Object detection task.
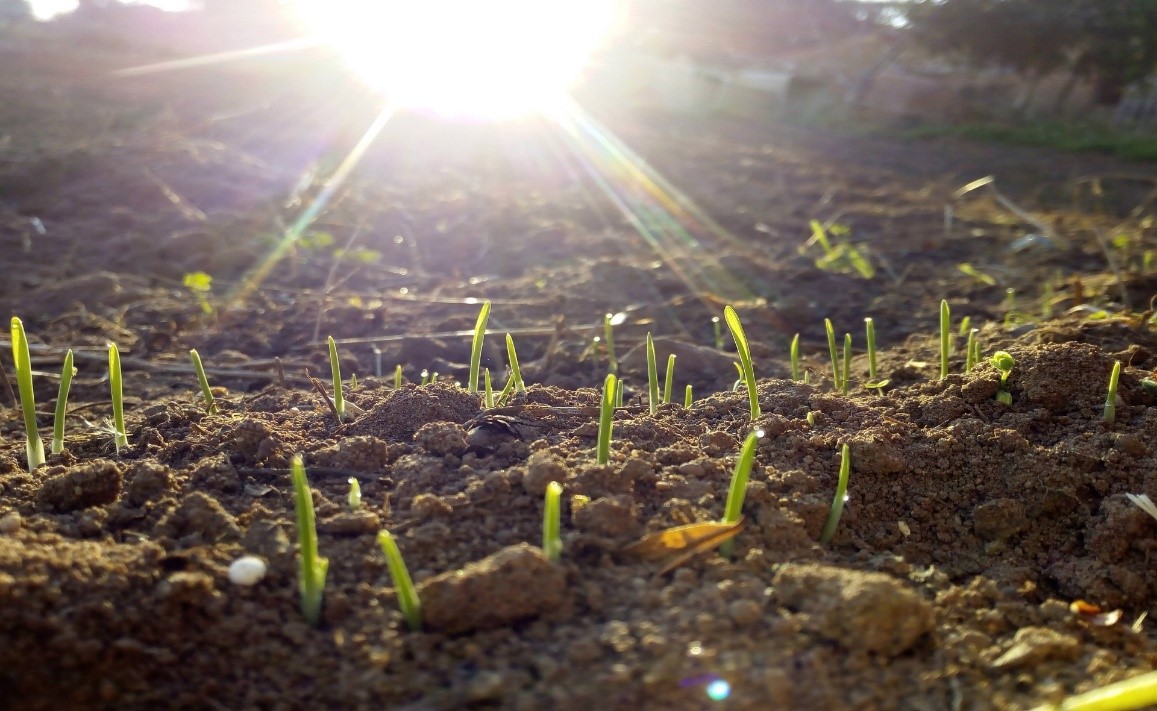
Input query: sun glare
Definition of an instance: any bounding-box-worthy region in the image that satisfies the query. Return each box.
[295,0,616,120]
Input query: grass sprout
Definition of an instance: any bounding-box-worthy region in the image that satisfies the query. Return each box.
[52,349,75,455]
[347,477,362,511]
[327,336,347,421]
[841,332,852,395]
[939,299,951,379]
[468,300,491,393]
[189,349,217,415]
[965,328,980,372]
[711,316,723,350]
[825,318,840,391]
[724,305,760,420]
[108,342,129,454]
[819,443,852,544]
[720,430,762,558]
[1027,670,1157,711]
[378,530,421,631]
[292,455,328,627]
[865,318,883,394]
[505,333,526,394]
[543,481,563,562]
[1104,360,1122,423]
[484,367,494,408]
[614,377,624,408]
[394,364,403,389]
[790,333,801,382]
[597,373,616,465]
[604,313,620,374]
[646,332,659,415]
[182,271,214,315]
[10,317,44,470]
[663,354,676,404]
[685,384,693,408]
[991,351,1015,405]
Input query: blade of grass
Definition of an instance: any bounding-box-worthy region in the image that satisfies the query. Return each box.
[720,430,761,558]
[825,318,840,392]
[378,530,421,632]
[597,373,616,465]
[543,481,563,562]
[819,443,851,544]
[189,349,218,415]
[468,300,491,393]
[663,354,676,404]
[939,299,951,379]
[10,318,44,470]
[646,333,659,415]
[51,349,75,455]
[292,455,328,627]
[327,336,346,421]
[724,306,760,420]
[505,333,526,393]
[109,342,129,454]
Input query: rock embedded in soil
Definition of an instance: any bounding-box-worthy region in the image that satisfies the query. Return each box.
[773,562,934,657]
[418,543,568,634]
[35,459,123,512]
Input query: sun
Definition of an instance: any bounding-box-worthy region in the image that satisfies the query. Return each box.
[294,0,617,120]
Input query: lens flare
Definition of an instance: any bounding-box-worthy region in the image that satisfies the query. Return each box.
[295,0,616,119]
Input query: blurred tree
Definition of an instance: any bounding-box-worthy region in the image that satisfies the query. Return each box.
[906,0,1157,107]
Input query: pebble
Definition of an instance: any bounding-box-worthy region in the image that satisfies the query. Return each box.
[228,556,268,586]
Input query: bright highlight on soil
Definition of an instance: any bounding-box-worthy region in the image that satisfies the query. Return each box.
[295,0,616,119]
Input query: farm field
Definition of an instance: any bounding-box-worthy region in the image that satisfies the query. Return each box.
[3,34,1157,710]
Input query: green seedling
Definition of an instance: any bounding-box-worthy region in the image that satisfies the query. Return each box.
[1104,360,1122,423]
[790,333,802,382]
[957,263,996,287]
[964,329,979,372]
[939,299,951,379]
[108,342,129,454]
[182,271,214,315]
[347,477,362,511]
[327,336,347,421]
[483,367,494,408]
[10,317,44,470]
[505,333,526,393]
[646,333,659,415]
[1028,669,1157,711]
[349,373,358,391]
[819,443,852,544]
[825,318,841,392]
[711,316,723,350]
[292,455,328,627]
[52,349,75,456]
[731,361,745,392]
[394,364,403,389]
[597,373,616,465]
[378,530,420,632]
[684,384,693,408]
[663,354,676,404]
[957,315,971,340]
[468,300,491,393]
[543,481,563,562]
[189,349,217,415]
[494,373,516,408]
[604,313,620,374]
[614,377,624,408]
[720,430,761,558]
[865,318,882,394]
[372,345,383,377]
[841,332,852,395]
[991,351,1015,404]
[420,369,431,386]
[806,220,874,279]
[724,305,760,420]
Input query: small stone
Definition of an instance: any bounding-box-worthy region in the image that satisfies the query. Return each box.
[317,510,380,536]
[0,511,21,534]
[228,556,267,586]
[36,459,122,512]
[727,599,763,626]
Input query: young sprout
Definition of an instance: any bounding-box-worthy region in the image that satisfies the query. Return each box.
[327,336,347,421]
[864,318,883,393]
[10,317,45,470]
[108,342,129,454]
[819,443,852,544]
[841,332,852,396]
[347,476,362,511]
[188,349,218,415]
[597,373,616,465]
[684,384,693,408]
[991,351,1015,405]
[724,305,761,420]
[420,369,430,386]
[646,332,659,415]
[711,316,723,350]
[957,315,971,340]
[349,373,358,391]
[505,333,526,394]
[825,318,841,392]
[603,313,620,374]
[494,373,516,408]
[939,299,951,379]
[1104,360,1122,423]
[394,364,403,389]
[543,481,563,562]
[663,354,676,405]
[720,430,762,558]
[468,300,491,393]
[372,345,383,378]
[965,328,979,373]
[182,271,214,315]
[1003,288,1017,328]
[52,349,75,455]
[292,455,328,627]
[483,367,494,408]
[614,377,624,408]
[790,333,802,382]
[378,530,421,631]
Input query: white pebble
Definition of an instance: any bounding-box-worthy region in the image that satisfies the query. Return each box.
[228,555,267,586]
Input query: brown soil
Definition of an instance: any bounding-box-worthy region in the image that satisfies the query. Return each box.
[3,33,1157,711]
